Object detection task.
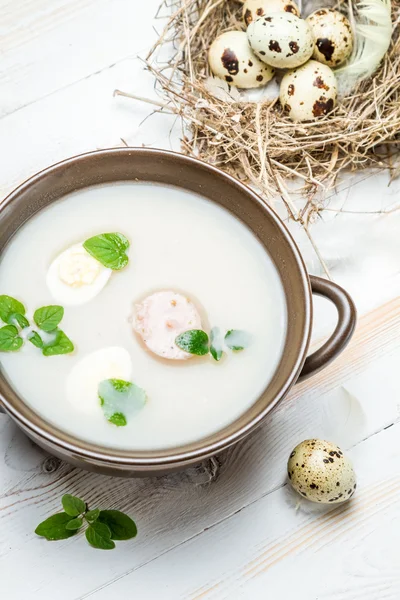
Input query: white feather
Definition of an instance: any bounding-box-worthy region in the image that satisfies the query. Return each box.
[336,0,392,96]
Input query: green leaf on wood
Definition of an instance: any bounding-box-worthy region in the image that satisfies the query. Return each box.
[85,521,116,550]
[35,513,77,541]
[85,509,100,524]
[98,510,138,540]
[61,494,86,517]
[65,517,84,531]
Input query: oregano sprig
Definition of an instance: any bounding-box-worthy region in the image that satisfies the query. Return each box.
[35,494,137,550]
[0,296,74,356]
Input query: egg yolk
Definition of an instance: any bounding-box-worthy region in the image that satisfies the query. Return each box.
[58,248,101,288]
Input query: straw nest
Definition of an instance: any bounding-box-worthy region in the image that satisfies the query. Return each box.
[120,0,400,205]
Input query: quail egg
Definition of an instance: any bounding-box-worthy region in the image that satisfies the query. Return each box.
[243,0,300,27]
[307,8,353,67]
[247,13,314,69]
[287,439,356,504]
[208,31,274,88]
[280,60,337,121]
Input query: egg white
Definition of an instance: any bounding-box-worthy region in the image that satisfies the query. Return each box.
[46,243,112,306]
[66,346,132,415]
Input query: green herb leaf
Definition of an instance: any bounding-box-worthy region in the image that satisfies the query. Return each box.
[210,327,223,362]
[85,509,100,524]
[42,329,74,356]
[0,325,23,352]
[175,330,209,356]
[83,233,129,271]
[11,313,30,329]
[98,379,146,427]
[85,521,115,550]
[224,329,251,352]
[34,305,64,332]
[108,412,127,427]
[65,517,84,531]
[35,512,77,540]
[28,331,43,348]
[0,295,26,324]
[61,494,86,517]
[98,510,138,540]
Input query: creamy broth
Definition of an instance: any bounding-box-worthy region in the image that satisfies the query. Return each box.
[0,183,287,450]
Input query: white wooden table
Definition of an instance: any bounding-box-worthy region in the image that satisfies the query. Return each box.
[1,2,399,598]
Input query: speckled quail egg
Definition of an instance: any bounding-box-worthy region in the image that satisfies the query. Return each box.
[287,439,356,504]
[247,13,314,69]
[280,60,337,121]
[307,8,353,68]
[243,0,300,27]
[208,31,274,88]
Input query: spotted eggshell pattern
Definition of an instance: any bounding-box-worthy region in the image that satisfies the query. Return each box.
[287,439,357,504]
[280,60,337,121]
[307,8,353,67]
[208,31,275,89]
[243,0,300,27]
[247,13,314,69]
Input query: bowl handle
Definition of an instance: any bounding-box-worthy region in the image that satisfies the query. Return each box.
[298,275,357,381]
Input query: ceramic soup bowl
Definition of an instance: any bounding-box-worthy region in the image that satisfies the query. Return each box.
[0,149,356,476]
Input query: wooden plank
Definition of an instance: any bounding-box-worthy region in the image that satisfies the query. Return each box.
[0,0,162,117]
[0,58,180,201]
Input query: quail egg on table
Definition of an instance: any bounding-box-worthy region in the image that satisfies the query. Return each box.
[307,8,353,67]
[287,439,356,504]
[208,31,275,89]
[280,60,337,121]
[247,13,315,69]
[242,0,300,27]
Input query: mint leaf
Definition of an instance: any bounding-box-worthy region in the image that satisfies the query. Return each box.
[42,330,74,356]
[28,331,43,348]
[210,327,223,361]
[175,330,209,356]
[61,494,86,516]
[11,313,29,329]
[225,329,251,352]
[35,512,77,540]
[85,522,115,550]
[34,305,64,332]
[65,517,83,531]
[86,509,100,524]
[0,295,26,324]
[0,325,23,352]
[98,379,146,426]
[108,413,127,427]
[98,510,137,540]
[83,233,129,270]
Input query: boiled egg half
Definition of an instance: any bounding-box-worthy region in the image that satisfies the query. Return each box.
[46,243,112,306]
[66,346,132,415]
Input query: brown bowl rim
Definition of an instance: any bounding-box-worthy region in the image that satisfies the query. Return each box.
[0,148,312,467]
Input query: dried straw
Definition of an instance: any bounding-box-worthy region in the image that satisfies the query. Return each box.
[118,0,400,205]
